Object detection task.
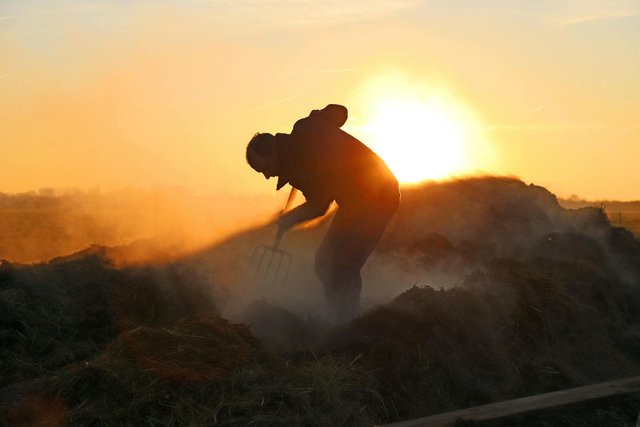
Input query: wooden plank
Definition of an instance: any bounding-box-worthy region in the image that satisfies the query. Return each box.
[379,375,640,427]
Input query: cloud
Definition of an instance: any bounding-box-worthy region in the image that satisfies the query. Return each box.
[3,0,423,39]
[555,9,640,26]
[274,68,355,75]
[620,125,640,134]
[273,0,422,26]
[253,94,304,111]
[188,0,424,32]
[550,0,640,27]
[486,123,606,132]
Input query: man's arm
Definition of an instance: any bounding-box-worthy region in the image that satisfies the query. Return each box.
[277,197,332,231]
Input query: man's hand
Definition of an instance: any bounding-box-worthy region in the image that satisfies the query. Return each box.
[276,199,331,235]
[277,213,296,232]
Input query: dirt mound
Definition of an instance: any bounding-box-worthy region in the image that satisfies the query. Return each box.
[0,247,222,390]
[3,314,384,427]
[237,300,323,353]
[325,255,640,421]
[3,315,262,426]
[0,253,116,389]
[383,177,564,253]
[3,177,640,426]
[114,315,260,382]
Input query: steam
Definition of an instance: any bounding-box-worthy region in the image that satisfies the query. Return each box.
[2,177,638,353]
[208,177,640,349]
[0,187,282,265]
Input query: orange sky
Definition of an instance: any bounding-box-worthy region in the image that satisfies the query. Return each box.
[1,1,639,200]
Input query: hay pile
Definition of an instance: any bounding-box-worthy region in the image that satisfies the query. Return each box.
[328,257,640,422]
[2,312,383,426]
[0,248,382,426]
[0,252,116,390]
[3,177,640,426]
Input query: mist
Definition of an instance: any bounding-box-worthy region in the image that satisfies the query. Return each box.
[187,177,640,344]
[0,186,284,265]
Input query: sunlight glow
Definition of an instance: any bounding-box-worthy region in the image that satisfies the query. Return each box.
[365,98,465,182]
[349,72,493,183]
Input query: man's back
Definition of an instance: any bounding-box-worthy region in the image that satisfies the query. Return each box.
[276,105,398,209]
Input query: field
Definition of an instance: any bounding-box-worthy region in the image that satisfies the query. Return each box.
[2,177,640,426]
[560,198,640,237]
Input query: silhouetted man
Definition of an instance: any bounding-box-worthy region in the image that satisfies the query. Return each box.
[246,104,399,320]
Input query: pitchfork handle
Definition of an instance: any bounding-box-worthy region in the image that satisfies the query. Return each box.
[273,227,285,250]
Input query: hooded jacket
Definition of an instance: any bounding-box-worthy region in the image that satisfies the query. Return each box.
[274,104,399,212]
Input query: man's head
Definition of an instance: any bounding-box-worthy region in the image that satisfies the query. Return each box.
[246,132,277,179]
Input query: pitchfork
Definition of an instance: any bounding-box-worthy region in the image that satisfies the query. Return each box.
[250,188,297,288]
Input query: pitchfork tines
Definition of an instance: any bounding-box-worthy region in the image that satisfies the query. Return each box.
[251,229,292,288]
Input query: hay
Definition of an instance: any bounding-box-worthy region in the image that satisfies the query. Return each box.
[3,177,640,426]
[115,316,260,383]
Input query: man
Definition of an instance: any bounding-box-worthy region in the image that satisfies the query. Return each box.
[246,104,400,320]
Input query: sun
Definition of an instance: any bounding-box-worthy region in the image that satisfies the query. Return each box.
[348,73,489,184]
[363,98,466,182]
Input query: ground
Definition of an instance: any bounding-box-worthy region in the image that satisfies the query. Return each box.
[2,177,640,426]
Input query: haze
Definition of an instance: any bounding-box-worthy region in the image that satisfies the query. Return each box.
[1,0,639,201]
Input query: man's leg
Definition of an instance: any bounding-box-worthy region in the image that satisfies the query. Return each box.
[321,205,397,321]
[314,209,351,299]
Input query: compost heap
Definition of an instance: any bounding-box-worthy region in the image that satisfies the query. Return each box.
[2,177,640,426]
